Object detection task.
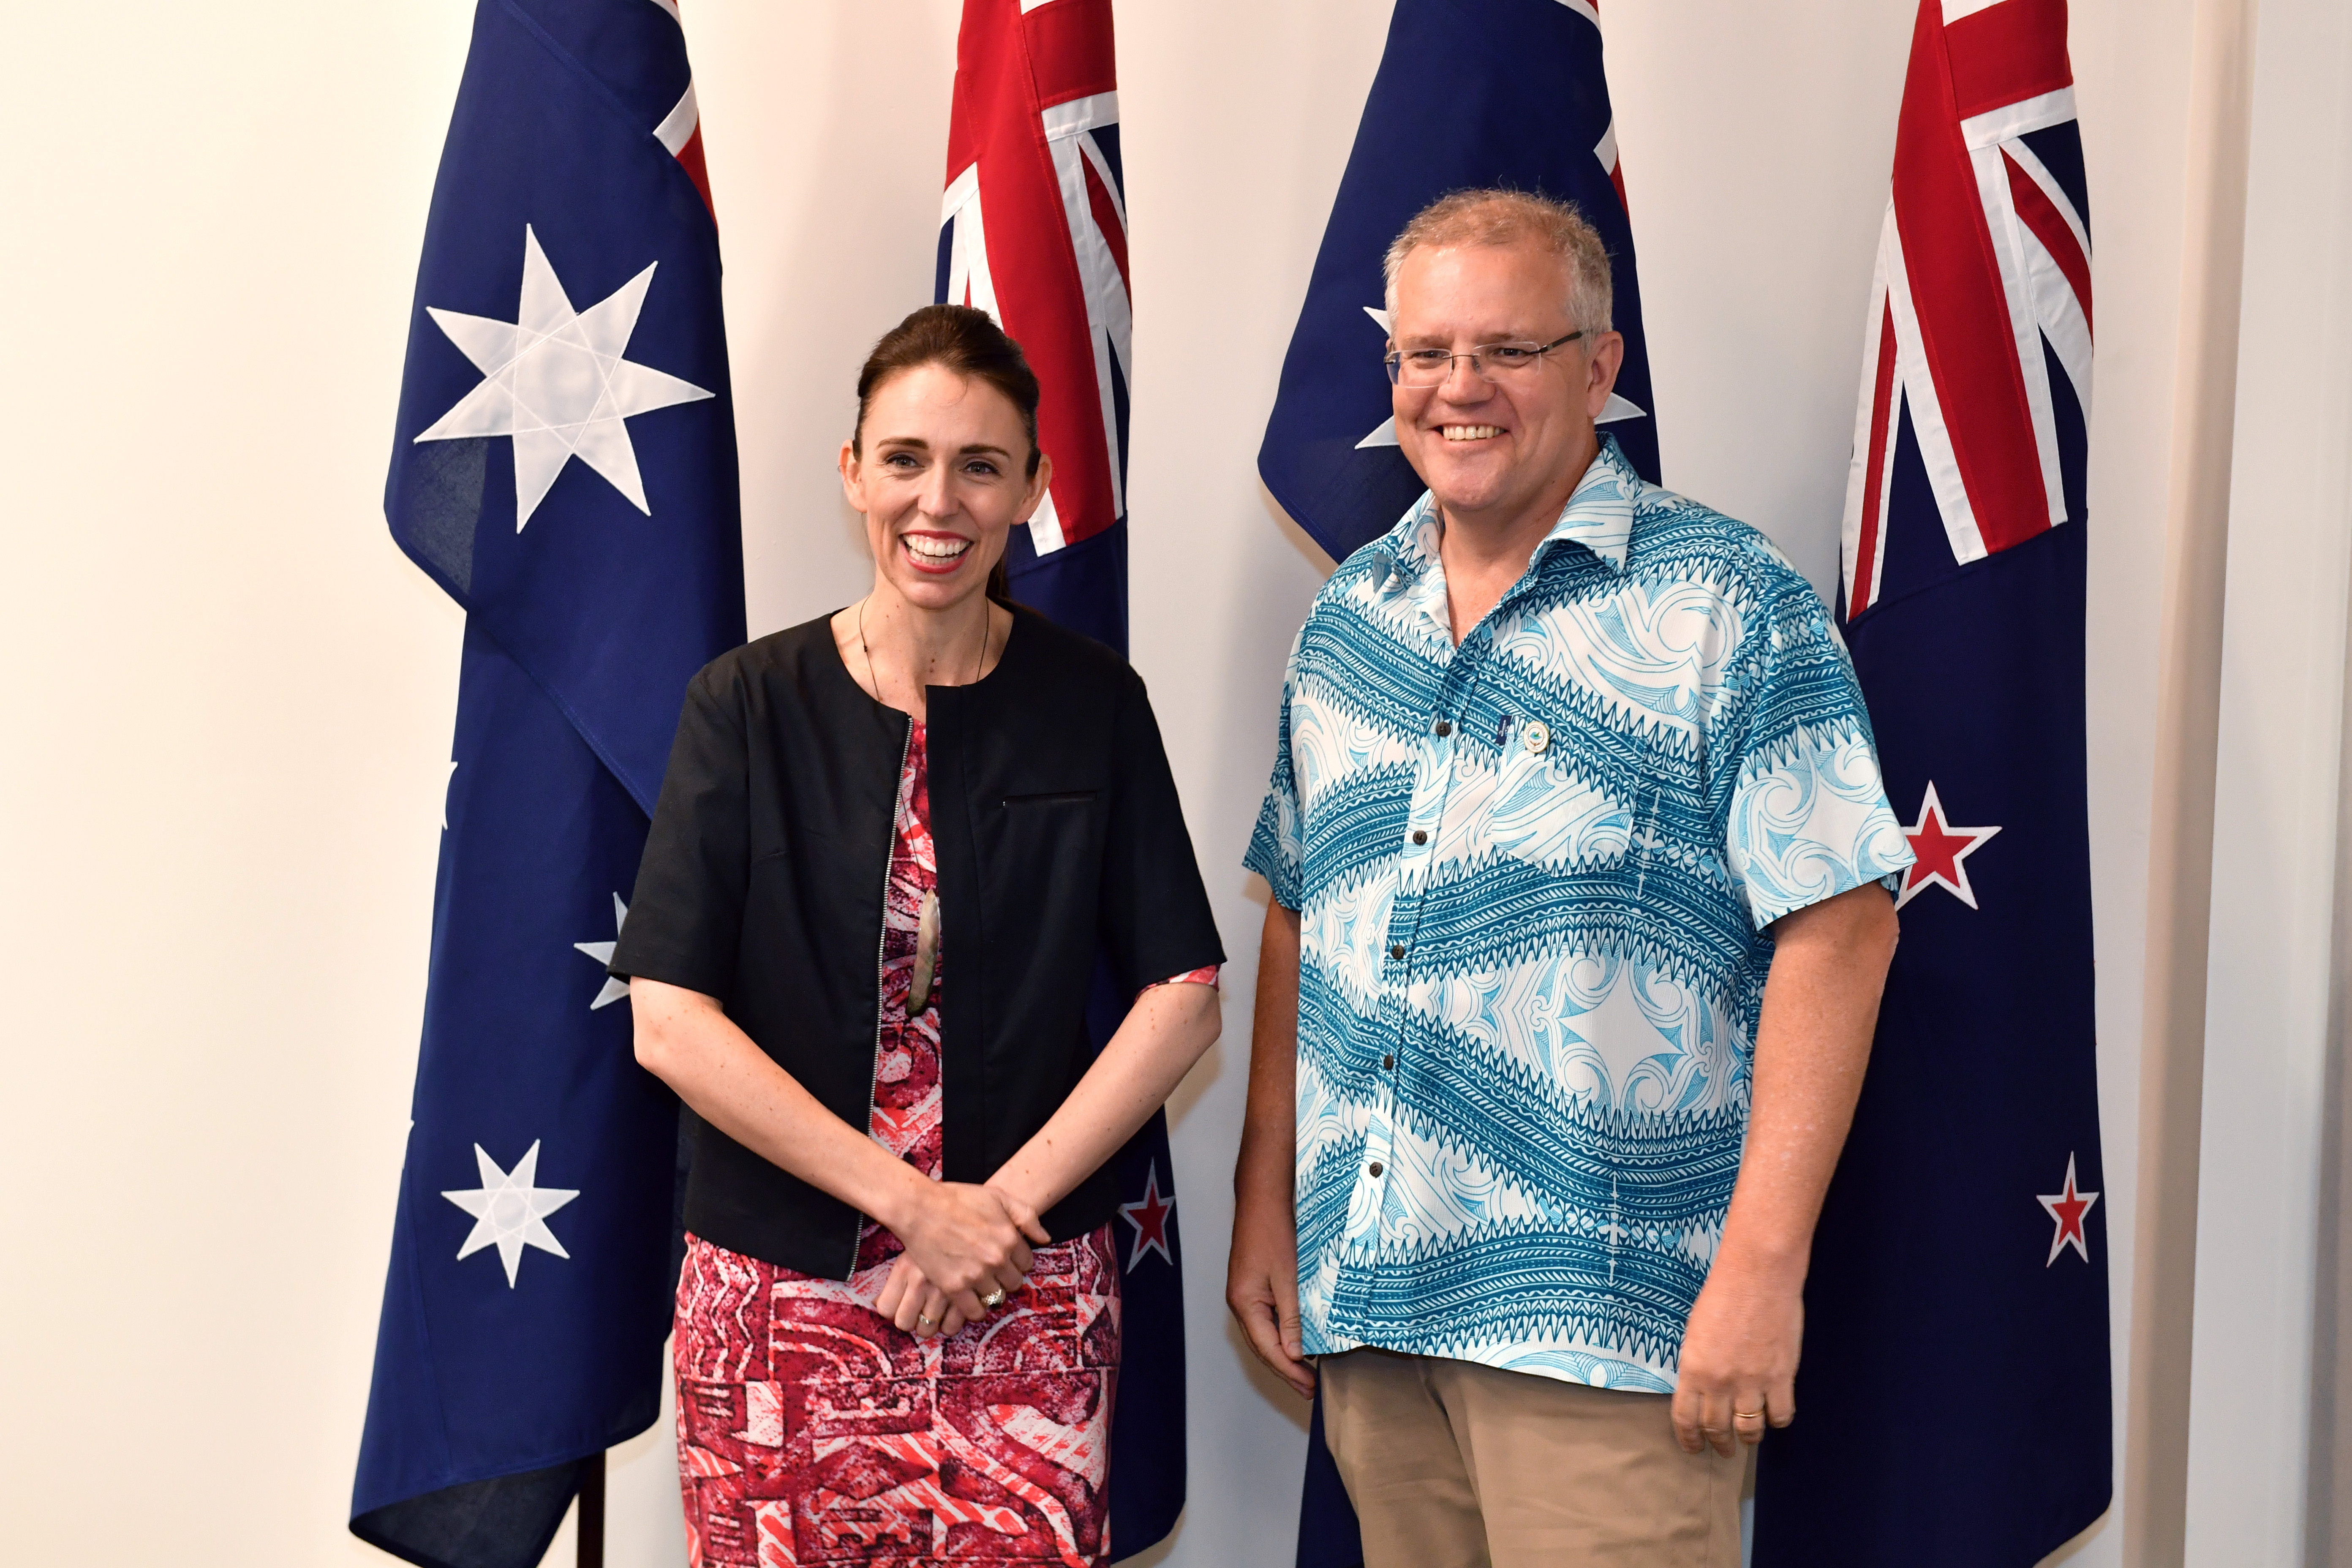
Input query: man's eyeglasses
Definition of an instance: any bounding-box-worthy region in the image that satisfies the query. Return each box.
[1384,330,1587,387]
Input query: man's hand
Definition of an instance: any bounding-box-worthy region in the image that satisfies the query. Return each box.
[1226,900,1316,1398]
[1672,1257,1803,1454]
[1228,1182,1315,1398]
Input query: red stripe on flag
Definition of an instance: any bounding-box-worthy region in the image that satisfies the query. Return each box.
[1083,155,1128,292]
[1853,298,1900,613]
[1609,161,1629,215]
[947,0,1120,548]
[2004,150,2092,335]
[1892,1,2049,554]
[1024,0,1118,110]
[1944,0,2072,120]
[675,126,714,220]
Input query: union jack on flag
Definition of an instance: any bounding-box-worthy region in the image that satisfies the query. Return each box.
[1841,0,2092,612]
[1756,3,2109,1561]
[938,0,1132,649]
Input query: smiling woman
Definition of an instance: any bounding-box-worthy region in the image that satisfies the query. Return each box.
[607,305,1228,1564]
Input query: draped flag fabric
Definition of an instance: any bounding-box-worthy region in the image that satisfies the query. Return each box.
[936,3,1187,1559]
[352,3,743,1564]
[1258,0,1660,568]
[1752,1,2109,1561]
[939,0,1134,653]
[1260,4,1654,1563]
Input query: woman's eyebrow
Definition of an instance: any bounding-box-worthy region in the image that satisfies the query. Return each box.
[871,435,1013,459]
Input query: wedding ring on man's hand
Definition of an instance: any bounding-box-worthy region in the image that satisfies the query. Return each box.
[1733,1409,1764,1421]
[980,1288,1008,1310]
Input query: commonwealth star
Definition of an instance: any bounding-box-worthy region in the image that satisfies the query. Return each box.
[415,224,713,528]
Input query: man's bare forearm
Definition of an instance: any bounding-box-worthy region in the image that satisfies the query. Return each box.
[1235,902,1302,1200]
[1227,899,1314,1394]
[1718,882,1898,1277]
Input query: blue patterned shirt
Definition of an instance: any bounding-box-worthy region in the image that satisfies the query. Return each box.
[1244,437,1914,1392]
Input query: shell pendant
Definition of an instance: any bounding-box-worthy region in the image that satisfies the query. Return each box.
[908,889,941,1015]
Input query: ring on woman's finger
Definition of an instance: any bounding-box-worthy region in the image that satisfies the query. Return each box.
[916,1313,934,1328]
[980,1287,1007,1311]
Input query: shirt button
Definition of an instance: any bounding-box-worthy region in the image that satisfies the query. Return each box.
[1433,719,1452,737]
[1411,830,1428,845]
[1368,1161,1385,1178]
[1389,943,1405,961]
[1383,1053,1395,1071]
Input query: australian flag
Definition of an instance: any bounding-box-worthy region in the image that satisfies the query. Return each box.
[351,3,743,1565]
[936,2,1185,1558]
[1752,1,2110,1562]
[1258,3,1656,1563]
[1258,0,1660,566]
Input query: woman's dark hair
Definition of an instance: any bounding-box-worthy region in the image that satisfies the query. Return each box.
[850,303,1041,604]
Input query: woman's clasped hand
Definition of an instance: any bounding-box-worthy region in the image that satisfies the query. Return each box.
[874,1178,1050,1338]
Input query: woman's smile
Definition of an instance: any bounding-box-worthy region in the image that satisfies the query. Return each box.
[899,530,975,574]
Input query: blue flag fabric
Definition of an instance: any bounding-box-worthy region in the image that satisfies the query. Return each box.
[1753,1,2110,1557]
[353,3,743,1565]
[1261,5,1655,1563]
[1258,0,1661,567]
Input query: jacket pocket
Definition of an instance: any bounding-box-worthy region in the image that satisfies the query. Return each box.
[1001,790,1100,808]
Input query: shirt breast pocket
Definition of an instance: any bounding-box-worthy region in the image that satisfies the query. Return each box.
[1484,731,1634,872]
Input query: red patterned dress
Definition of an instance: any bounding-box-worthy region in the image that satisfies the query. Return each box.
[673,721,1213,1567]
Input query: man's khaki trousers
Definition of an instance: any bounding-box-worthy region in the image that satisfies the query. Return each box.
[1320,1348,1742,1568]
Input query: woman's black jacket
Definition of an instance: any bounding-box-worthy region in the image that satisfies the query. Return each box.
[610,607,1225,1279]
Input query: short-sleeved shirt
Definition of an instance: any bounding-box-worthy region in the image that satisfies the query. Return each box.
[1244,436,1914,1392]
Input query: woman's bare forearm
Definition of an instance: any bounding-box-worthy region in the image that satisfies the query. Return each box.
[630,977,926,1233]
[987,980,1222,1220]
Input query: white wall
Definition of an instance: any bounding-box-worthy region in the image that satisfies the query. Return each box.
[2183,0,2352,1558]
[0,3,2240,1564]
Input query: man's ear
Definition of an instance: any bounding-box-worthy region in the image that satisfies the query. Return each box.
[1586,331,1628,418]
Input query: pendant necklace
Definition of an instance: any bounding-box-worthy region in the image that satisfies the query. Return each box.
[862,594,991,1018]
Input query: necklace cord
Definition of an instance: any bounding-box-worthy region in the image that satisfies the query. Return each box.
[857,582,994,711]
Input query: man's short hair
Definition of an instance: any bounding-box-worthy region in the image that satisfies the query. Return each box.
[1382,189,1614,336]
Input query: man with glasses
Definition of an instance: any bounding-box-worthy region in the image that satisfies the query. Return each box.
[1229,190,1914,1565]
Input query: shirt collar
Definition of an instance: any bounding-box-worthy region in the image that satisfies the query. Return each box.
[1363,433,1642,597]
[1532,433,1640,572]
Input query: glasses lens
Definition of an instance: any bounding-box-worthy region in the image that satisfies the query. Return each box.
[1394,349,1454,386]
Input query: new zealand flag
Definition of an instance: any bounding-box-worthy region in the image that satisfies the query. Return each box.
[351,3,743,1565]
[1752,1,2110,1561]
[1258,0,1660,567]
[936,2,1187,1557]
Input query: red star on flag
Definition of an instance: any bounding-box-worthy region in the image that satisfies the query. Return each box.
[1118,1160,1176,1271]
[2037,1153,2100,1266]
[1897,781,2002,910]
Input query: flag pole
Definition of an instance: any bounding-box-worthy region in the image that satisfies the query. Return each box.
[577,1452,605,1568]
